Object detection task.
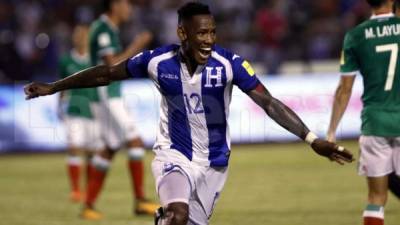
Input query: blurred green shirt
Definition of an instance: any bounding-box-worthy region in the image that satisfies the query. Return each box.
[89,15,122,99]
[59,50,96,118]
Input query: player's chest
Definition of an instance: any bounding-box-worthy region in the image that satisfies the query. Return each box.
[157,63,231,96]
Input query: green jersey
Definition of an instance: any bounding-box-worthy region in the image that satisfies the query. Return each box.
[341,13,400,136]
[59,50,96,118]
[89,15,122,99]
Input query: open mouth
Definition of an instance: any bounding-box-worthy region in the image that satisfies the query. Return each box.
[198,47,212,59]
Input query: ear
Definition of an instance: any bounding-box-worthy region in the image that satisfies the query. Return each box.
[177,25,187,42]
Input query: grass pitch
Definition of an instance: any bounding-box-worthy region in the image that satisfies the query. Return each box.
[1,141,399,225]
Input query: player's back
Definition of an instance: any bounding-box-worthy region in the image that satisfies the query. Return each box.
[342,14,400,136]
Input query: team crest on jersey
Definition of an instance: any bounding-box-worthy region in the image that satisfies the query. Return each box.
[242,60,255,76]
[205,66,223,88]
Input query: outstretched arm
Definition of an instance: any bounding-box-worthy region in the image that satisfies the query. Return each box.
[327,75,356,142]
[247,82,354,164]
[24,61,129,99]
[247,83,310,140]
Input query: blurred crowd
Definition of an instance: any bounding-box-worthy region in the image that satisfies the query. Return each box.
[0,0,371,83]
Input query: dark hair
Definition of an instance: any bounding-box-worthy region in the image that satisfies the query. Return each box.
[366,0,388,7]
[177,2,211,23]
[103,0,119,12]
[395,0,400,10]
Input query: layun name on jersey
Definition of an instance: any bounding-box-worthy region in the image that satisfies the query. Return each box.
[365,24,400,39]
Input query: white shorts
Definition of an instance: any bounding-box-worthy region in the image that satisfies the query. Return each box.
[152,150,228,225]
[63,116,103,151]
[358,135,400,177]
[92,96,139,150]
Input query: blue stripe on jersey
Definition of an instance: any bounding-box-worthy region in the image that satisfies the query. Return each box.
[157,56,193,160]
[201,59,230,167]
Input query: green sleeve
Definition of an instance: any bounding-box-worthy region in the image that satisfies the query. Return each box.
[96,29,117,57]
[340,32,359,75]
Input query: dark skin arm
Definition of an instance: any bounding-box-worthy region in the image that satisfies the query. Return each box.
[24,61,129,99]
[247,83,354,165]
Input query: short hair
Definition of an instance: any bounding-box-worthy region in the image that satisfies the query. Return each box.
[366,0,388,7]
[177,2,211,24]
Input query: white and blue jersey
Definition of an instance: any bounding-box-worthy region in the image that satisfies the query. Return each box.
[126,44,260,167]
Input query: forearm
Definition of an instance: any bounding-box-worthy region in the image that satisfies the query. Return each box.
[51,65,112,92]
[328,85,352,134]
[264,98,310,140]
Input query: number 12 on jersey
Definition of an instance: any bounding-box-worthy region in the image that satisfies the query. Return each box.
[376,43,398,91]
[184,93,204,114]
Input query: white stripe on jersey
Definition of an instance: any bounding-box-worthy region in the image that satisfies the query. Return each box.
[147,51,177,88]
[180,63,210,164]
[148,51,177,151]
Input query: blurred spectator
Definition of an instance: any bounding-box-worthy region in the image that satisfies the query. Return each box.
[0,0,372,83]
[254,0,288,75]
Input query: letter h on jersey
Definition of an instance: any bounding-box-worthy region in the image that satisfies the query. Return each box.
[205,67,223,88]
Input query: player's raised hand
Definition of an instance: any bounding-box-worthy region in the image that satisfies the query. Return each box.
[311,139,354,165]
[24,82,55,100]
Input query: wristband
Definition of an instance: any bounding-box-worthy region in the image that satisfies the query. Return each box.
[305,132,318,145]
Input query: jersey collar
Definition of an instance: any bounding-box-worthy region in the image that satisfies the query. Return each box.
[370,13,395,20]
[100,14,119,32]
[71,49,89,64]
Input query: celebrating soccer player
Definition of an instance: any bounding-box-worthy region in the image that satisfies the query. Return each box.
[25,2,353,225]
[328,0,400,224]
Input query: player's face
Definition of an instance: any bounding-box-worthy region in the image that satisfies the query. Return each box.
[115,0,132,22]
[72,25,89,51]
[180,15,216,65]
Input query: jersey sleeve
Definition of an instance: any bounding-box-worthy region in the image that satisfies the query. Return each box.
[340,32,359,76]
[232,56,260,92]
[126,51,152,78]
[97,30,117,57]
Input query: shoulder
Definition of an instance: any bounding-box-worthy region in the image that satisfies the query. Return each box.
[211,45,247,68]
[127,44,179,69]
[144,44,179,63]
[89,19,110,38]
[211,45,238,62]
[345,19,377,42]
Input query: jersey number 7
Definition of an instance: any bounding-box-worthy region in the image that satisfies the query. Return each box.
[376,43,398,91]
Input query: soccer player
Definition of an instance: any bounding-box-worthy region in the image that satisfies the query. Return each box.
[58,24,100,203]
[82,0,158,219]
[25,2,354,225]
[327,0,400,224]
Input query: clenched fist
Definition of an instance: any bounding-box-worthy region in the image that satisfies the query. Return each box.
[24,82,55,100]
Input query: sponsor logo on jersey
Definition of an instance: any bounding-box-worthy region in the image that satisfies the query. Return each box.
[160,73,179,80]
[98,33,111,47]
[242,60,255,76]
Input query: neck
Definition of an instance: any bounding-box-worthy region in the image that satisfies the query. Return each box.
[75,47,86,56]
[372,4,393,15]
[181,51,198,76]
[106,13,120,27]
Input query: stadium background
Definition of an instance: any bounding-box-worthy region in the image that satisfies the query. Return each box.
[0,0,399,225]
